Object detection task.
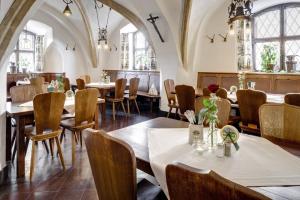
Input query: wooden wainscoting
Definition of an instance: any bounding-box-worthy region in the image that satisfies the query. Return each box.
[197,72,300,94]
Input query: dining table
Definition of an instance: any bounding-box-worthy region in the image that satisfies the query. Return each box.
[86,82,117,118]
[6,97,104,178]
[108,117,300,199]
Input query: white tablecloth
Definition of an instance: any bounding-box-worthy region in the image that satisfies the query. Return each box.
[148,128,300,197]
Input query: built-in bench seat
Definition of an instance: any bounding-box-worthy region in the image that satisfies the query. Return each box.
[105,69,160,111]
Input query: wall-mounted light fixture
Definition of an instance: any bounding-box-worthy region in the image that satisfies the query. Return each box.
[66,43,76,51]
[63,0,73,16]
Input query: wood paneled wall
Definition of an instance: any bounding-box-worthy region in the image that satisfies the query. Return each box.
[104,70,160,93]
[197,72,300,94]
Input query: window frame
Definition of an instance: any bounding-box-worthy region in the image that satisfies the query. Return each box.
[13,30,36,71]
[132,31,150,70]
[252,3,300,71]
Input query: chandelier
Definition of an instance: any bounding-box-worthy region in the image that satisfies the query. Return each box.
[94,0,117,51]
[63,0,73,16]
[228,0,253,35]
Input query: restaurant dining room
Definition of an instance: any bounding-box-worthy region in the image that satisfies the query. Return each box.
[1,0,300,199]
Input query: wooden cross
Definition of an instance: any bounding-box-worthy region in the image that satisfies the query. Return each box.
[147,14,165,43]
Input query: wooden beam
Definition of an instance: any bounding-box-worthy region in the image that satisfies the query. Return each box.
[181,0,192,68]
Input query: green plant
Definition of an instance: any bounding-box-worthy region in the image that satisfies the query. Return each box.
[261,45,277,72]
[200,98,218,124]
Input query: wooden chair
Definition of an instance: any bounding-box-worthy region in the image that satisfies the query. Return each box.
[25,92,66,181]
[79,75,91,84]
[30,77,45,94]
[164,79,179,118]
[76,78,85,90]
[175,85,195,120]
[203,87,228,99]
[63,77,71,92]
[124,78,140,115]
[60,88,98,164]
[260,103,300,146]
[195,96,231,128]
[237,89,266,135]
[106,78,127,120]
[166,163,270,200]
[83,129,164,200]
[284,93,300,107]
[10,85,40,162]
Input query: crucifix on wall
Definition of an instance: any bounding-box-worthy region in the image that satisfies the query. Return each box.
[147,14,165,43]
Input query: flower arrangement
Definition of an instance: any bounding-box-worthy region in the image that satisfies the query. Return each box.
[100,70,108,83]
[208,84,219,93]
[47,76,64,93]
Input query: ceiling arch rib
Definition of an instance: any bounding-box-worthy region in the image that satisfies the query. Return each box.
[74,0,97,68]
[181,0,192,68]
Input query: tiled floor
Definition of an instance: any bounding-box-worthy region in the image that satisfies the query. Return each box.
[0,106,165,200]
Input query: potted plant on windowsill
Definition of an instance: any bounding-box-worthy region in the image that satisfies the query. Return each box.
[261,44,277,72]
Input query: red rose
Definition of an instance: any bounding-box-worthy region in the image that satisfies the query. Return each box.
[208,84,219,93]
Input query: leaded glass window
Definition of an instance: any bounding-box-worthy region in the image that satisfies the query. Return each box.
[253,4,300,71]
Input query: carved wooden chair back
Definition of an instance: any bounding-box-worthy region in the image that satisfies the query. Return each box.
[33,92,65,135]
[166,163,270,200]
[175,85,195,114]
[203,87,228,99]
[164,79,176,105]
[30,77,45,94]
[10,85,36,103]
[84,129,137,200]
[260,103,300,144]
[129,78,140,97]
[75,89,98,126]
[63,77,71,92]
[284,93,300,107]
[80,75,91,84]
[76,78,85,90]
[237,89,266,126]
[195,97,231,128]
[114,78,127,100]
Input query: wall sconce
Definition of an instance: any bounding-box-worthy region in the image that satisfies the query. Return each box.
[66,43,76,51]
[219,34,228,42]
[63,0,73,16]
[206,34,215,43]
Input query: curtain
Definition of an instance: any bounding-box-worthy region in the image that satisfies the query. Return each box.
[120,33,129,69]
[35,35,44,72]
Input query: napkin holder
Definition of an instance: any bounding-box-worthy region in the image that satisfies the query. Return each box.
[189,124,203,145]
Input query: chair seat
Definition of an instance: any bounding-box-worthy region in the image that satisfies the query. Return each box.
[106,97,124,103]
[239,122,260,135]
[60,118,95,131]
[124,94,137,100]
[25,127,62,141]
[137,179,167,200]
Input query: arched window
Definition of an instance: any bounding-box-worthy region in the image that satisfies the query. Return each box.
[9,30,37,72]
[252,3,300,72]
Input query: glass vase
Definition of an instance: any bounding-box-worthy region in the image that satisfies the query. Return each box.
[207,121,218,149]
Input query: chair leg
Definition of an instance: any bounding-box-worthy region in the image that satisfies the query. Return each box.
[30,141,35,181]
[49,139,54,158]
[72,131,76,165]
[112,102,116,121]
[127,99,130,116]
[121,102,127,117]
[55,137,66,171]
[175,108,179,117]
[79,131,83,147]
[25,138,30,156]
[60,128,66,144]
[167,107,172,118]
[42,141,49,154]
[134,100,140,115]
